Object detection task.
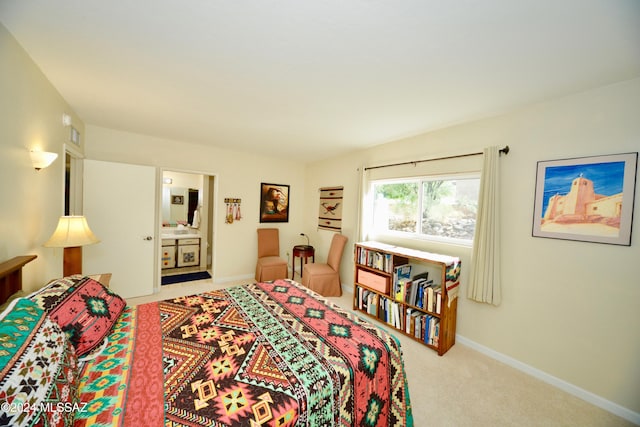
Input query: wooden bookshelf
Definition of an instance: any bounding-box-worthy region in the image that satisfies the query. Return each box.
[353,241,460,356]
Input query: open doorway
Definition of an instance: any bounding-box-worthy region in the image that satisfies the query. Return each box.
[64,144,84,216]
[160,170,215,280]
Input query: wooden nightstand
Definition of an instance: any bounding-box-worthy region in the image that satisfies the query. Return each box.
[292,245,314,279]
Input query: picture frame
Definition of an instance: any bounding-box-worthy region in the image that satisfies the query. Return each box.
[70,126,80,145]
[171,195,184,205]
[260,183,290,223]
[532,152,638,246]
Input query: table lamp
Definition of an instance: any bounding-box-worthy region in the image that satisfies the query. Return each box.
[44,215,100,276]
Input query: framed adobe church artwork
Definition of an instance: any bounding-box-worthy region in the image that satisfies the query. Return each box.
[532,152,637,246]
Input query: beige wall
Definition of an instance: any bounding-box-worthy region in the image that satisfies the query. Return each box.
[0,24,84,290]
[84,125,306,282]
[303,77,640,418]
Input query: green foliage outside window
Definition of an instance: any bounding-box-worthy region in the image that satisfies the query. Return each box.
[371,176,479,242]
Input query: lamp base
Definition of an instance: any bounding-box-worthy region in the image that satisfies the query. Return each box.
[63,246,82,276]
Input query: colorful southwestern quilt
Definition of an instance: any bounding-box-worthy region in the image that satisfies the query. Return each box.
[75,279,413,426]
[74,304,164,426]
[0,299,80,427]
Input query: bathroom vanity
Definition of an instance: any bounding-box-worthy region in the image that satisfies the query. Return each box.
[162,232,201,270]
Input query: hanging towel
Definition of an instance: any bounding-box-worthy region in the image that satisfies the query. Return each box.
[192,209,200,228]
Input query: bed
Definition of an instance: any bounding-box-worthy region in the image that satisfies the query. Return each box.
[0,256,413,426]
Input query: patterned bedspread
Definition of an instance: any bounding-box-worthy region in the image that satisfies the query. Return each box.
[75,280,413,426]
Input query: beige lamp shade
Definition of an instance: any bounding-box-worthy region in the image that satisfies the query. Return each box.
[44,216,100,248]
[30,150,58,170]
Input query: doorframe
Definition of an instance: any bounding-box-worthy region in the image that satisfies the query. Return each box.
[157,167,218,292]
[63,143,84,216]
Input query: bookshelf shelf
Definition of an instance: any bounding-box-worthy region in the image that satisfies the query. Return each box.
[353,241,461,356]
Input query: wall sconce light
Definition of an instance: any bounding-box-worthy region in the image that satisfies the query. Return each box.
[30,150,58,170]
[62,113,72,127]
[44,215,100,276]
[163,177,173,184]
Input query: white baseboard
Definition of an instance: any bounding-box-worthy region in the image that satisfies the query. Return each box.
[456,335,640,425]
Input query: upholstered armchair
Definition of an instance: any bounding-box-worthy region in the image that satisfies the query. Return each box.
[255,228,288,282]
[302,234,348,296]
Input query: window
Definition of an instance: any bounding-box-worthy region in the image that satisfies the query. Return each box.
[370,174,480,244]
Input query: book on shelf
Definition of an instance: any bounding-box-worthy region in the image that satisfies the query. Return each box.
[401,280,413,305]
[429,285,442,314]
[378,297,403,330]
[379,296,387,323]
[414,313,424,340]
[426,284,442,313]
[392,301,402,330]
[393,264,412,302]
[408,272,429,307]
[407,278,420,306]
[357,287,365,309]
[372,293,379,317]
[404,312,439,347]
[409,310,420,337]
[426,285,434,312]
[417,279,433,309]
[357,247,392,272]
[404,282,442,314]
[427,318,440,346]
[357,287,380,318]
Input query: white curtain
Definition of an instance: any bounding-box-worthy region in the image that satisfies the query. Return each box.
[468,146,501,305]
[356,165,369,242]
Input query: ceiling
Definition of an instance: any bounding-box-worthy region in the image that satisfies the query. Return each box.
[2,1,639,162]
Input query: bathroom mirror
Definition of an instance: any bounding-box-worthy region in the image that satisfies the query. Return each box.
[162,171,204,227]
[162,186,199,226]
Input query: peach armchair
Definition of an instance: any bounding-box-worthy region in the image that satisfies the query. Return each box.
[302,234,348,296]
[255,228,288,282]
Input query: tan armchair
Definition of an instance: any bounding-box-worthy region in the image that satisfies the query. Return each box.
[255,228,288,282]
[302,234,347,296]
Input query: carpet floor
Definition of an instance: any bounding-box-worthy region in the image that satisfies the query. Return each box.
[128,278,636,427]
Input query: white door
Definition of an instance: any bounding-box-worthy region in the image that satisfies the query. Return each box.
[83,160,156,298]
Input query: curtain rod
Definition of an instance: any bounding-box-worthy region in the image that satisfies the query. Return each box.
[364,145,510,171]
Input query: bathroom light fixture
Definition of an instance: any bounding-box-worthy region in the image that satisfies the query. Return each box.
[44,215,100,276]
[163,177,173,184]
[30,150,58,170]
[62,113,72,127]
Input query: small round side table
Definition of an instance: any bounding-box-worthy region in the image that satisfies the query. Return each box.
[292,245,315,279]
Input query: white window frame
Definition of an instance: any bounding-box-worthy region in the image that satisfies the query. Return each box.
[367,172,481,247]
